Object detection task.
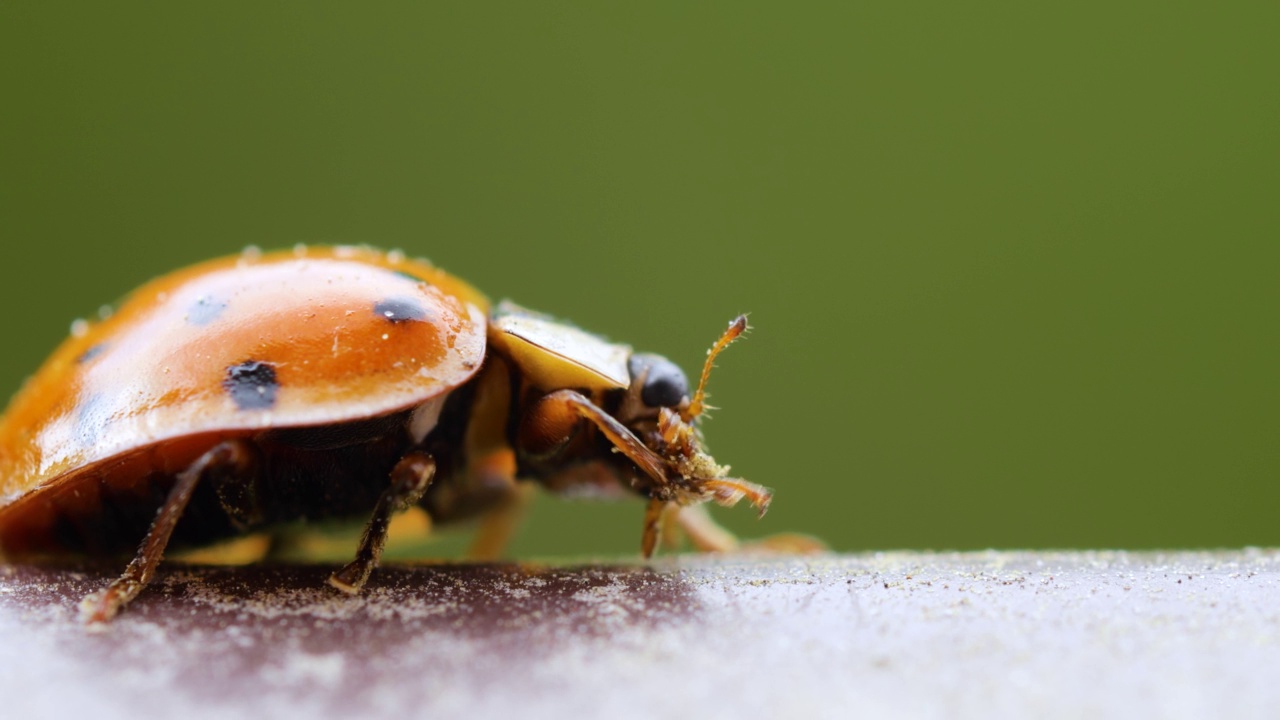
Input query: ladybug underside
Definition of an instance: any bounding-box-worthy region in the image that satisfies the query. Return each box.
[0,409,464,558]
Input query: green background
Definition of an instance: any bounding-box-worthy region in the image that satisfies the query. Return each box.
[2,3,1276,555]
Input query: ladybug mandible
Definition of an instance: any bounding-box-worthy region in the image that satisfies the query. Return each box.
[0,246,771,623]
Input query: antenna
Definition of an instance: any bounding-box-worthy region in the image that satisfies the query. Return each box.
[684,315,748,422]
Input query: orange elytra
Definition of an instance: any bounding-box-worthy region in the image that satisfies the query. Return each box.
[0,245,773,623]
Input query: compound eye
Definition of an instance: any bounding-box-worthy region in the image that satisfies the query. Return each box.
[628,353,689,408]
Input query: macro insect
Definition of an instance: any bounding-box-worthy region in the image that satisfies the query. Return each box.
[0,245,774,623]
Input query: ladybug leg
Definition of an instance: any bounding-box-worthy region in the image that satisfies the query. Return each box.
[459,358,530,561]
[671,504,739,552]
[80,440,255,625]
[519,389,669,488]
[641,497,673,558]
[520,389,678,558]
[452,446,531,561]
[212,452,267,530]
[674,504,828,555]
[466,481,535,561]
[328,452,436,594]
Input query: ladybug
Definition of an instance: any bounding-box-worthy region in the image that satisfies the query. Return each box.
[0,245,773,623]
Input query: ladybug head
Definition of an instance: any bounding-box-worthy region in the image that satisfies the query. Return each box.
[614,316,772,516]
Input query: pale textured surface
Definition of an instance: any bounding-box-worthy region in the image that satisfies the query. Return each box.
[2,551,1279,720]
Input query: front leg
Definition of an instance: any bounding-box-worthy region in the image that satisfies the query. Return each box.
[518,389,669,484]
[518,390,676,556]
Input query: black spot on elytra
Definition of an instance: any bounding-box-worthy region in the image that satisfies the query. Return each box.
[188,295,229,326]
[374,297,430,324]
[77,343,108,364]
[223,360,279,411]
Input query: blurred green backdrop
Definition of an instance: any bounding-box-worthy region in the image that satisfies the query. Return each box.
[1,3,1276,554]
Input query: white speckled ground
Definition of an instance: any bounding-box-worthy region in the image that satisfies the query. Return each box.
[2,550,1278,720]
